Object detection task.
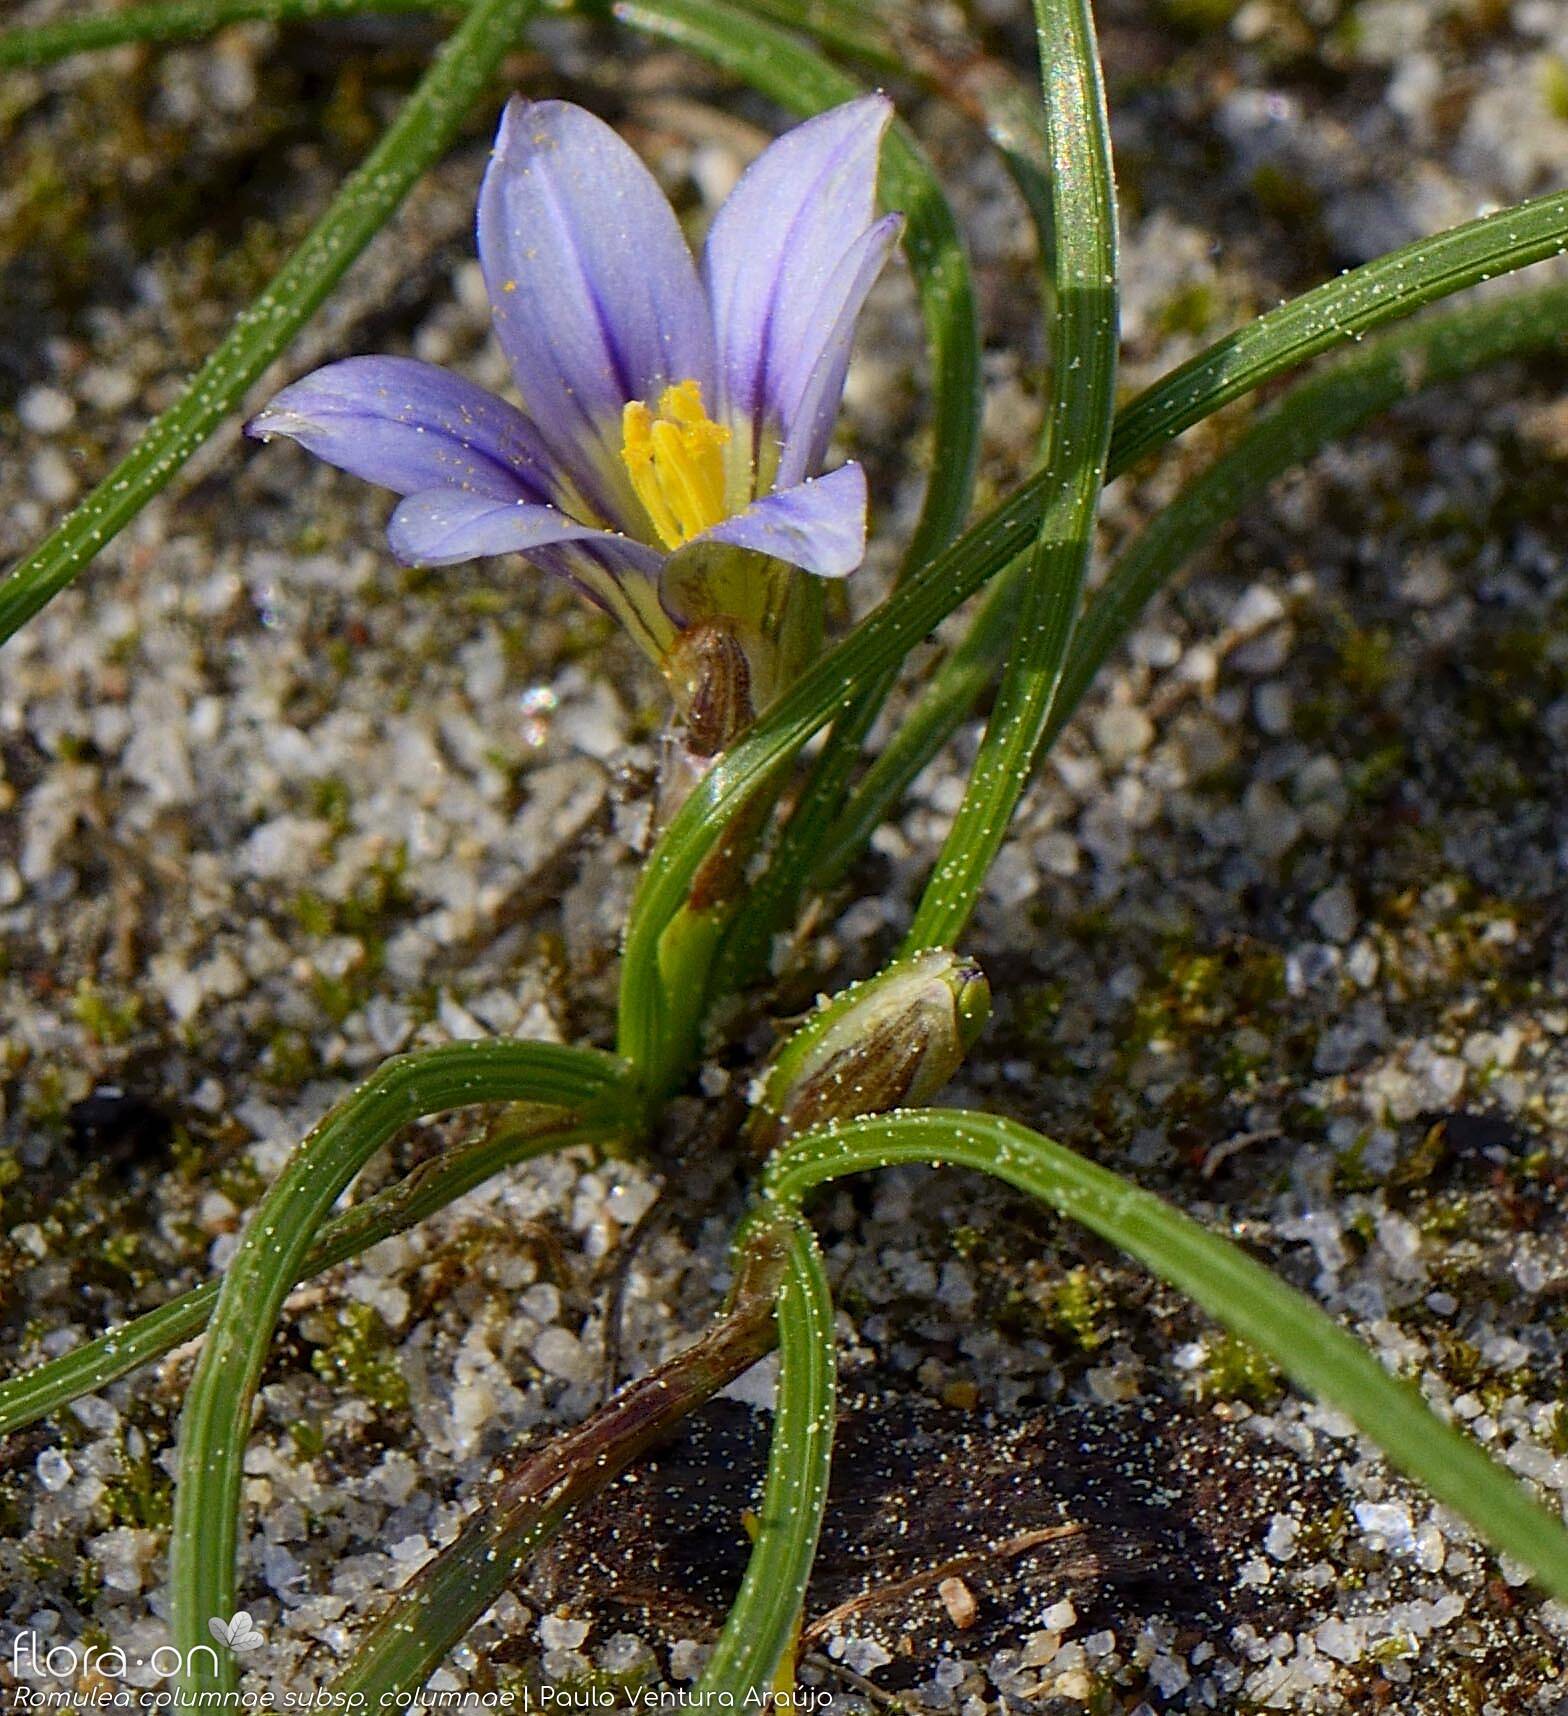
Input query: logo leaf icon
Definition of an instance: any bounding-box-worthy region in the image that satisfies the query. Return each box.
[208,1611,265,1653]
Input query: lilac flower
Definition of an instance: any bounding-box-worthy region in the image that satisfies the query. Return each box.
[247,95,901,715]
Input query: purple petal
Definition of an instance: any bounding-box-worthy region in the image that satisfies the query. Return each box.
[387,488,664,575]
[478,99,714,521]
[773,214,902,490]
[246,356,556,502]
[703,96,893,467]
[682,462,868,579]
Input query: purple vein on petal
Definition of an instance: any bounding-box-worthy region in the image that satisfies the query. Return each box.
[478,99,715,532]
[775,214,903,492]
[244,356,559,504]
[704,95,892,479]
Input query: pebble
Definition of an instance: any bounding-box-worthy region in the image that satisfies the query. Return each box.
[35,1449,74,1492]
[1093,704,1155,767]
[539,1613,590,1652]
[19,386,75,433]
[1309,882,1358,944]
[532,1325,595,1384]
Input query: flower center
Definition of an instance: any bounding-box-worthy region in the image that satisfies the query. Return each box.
[620,380,731,550]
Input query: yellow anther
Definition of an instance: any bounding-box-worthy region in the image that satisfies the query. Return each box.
[620,379,731,549]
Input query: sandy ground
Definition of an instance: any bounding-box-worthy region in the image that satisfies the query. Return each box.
[7,0,1568,1708]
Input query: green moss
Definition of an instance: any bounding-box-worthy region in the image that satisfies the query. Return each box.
[1157,0,1243,32]
[70,979,143,1045]
[262,1028,320,1089]
[1387,1121,1448,1190]
[1345,1209,1377,1248]
[99,1435,173,1532]
[295,847,410,942]
[292,850,410,1022]
[1122,939,1288,1092]
[213,1152,266,1213]
[292,891,336,938]
[22,1062,76,1126]
[1429,1328,1485,1390]
[99,1229,140,1276]
[1333,1133,1381,1194]
[1250,162,1322,227]
[1198,1333,1283,1407]
[1337,626,1397,697]
[309,1302,410,1412]
[1156,279,1223,338]
[1416,1192,1474,1241]
[1046,1267,1109,1352]
[74,1557,105,1609]
[1547,1403,1568,1456]
[551,1666,657,1705]
[309,775,354,835]
[1345,741,1407,805]
[1294,1501,1350,1561]
[1006,981,1076,1073]
[311,972,362,1026]
[949,1225,984,1259]
[288,1418,327,1461]
[186,217,292,305]
[338,848,410,935]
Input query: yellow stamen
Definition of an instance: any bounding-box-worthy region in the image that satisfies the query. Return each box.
[620,379,731,549]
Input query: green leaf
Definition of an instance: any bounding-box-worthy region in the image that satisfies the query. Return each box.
[764,1109,1568,1602]
[811,565,1016,893]
[0,0,459,67]
[695,1220,835,1700]
[0,1114,623,1439]
[620,191,1568,1029]
[1064,278,1568,724]
[1108,187,1568,479]
[715,0,899,70]
[169,1039,634,1702]
[902,0,1118,954]
[815,279,1568,887]
[0,0,537,645]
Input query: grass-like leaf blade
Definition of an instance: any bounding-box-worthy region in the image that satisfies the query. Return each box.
[902,0,1118,953]
[168,1040,634,1701]
[0,0,537,645]
[815,279,1568,886]
[0,1115,623,1438]
[695,1220,835,1699]
[764,1109,1568,1602]
[617,191,1568,1038]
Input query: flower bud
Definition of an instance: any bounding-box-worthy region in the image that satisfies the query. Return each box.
[745,951,991,1157]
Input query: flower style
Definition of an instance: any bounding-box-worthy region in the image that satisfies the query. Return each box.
[247,94,901,725]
